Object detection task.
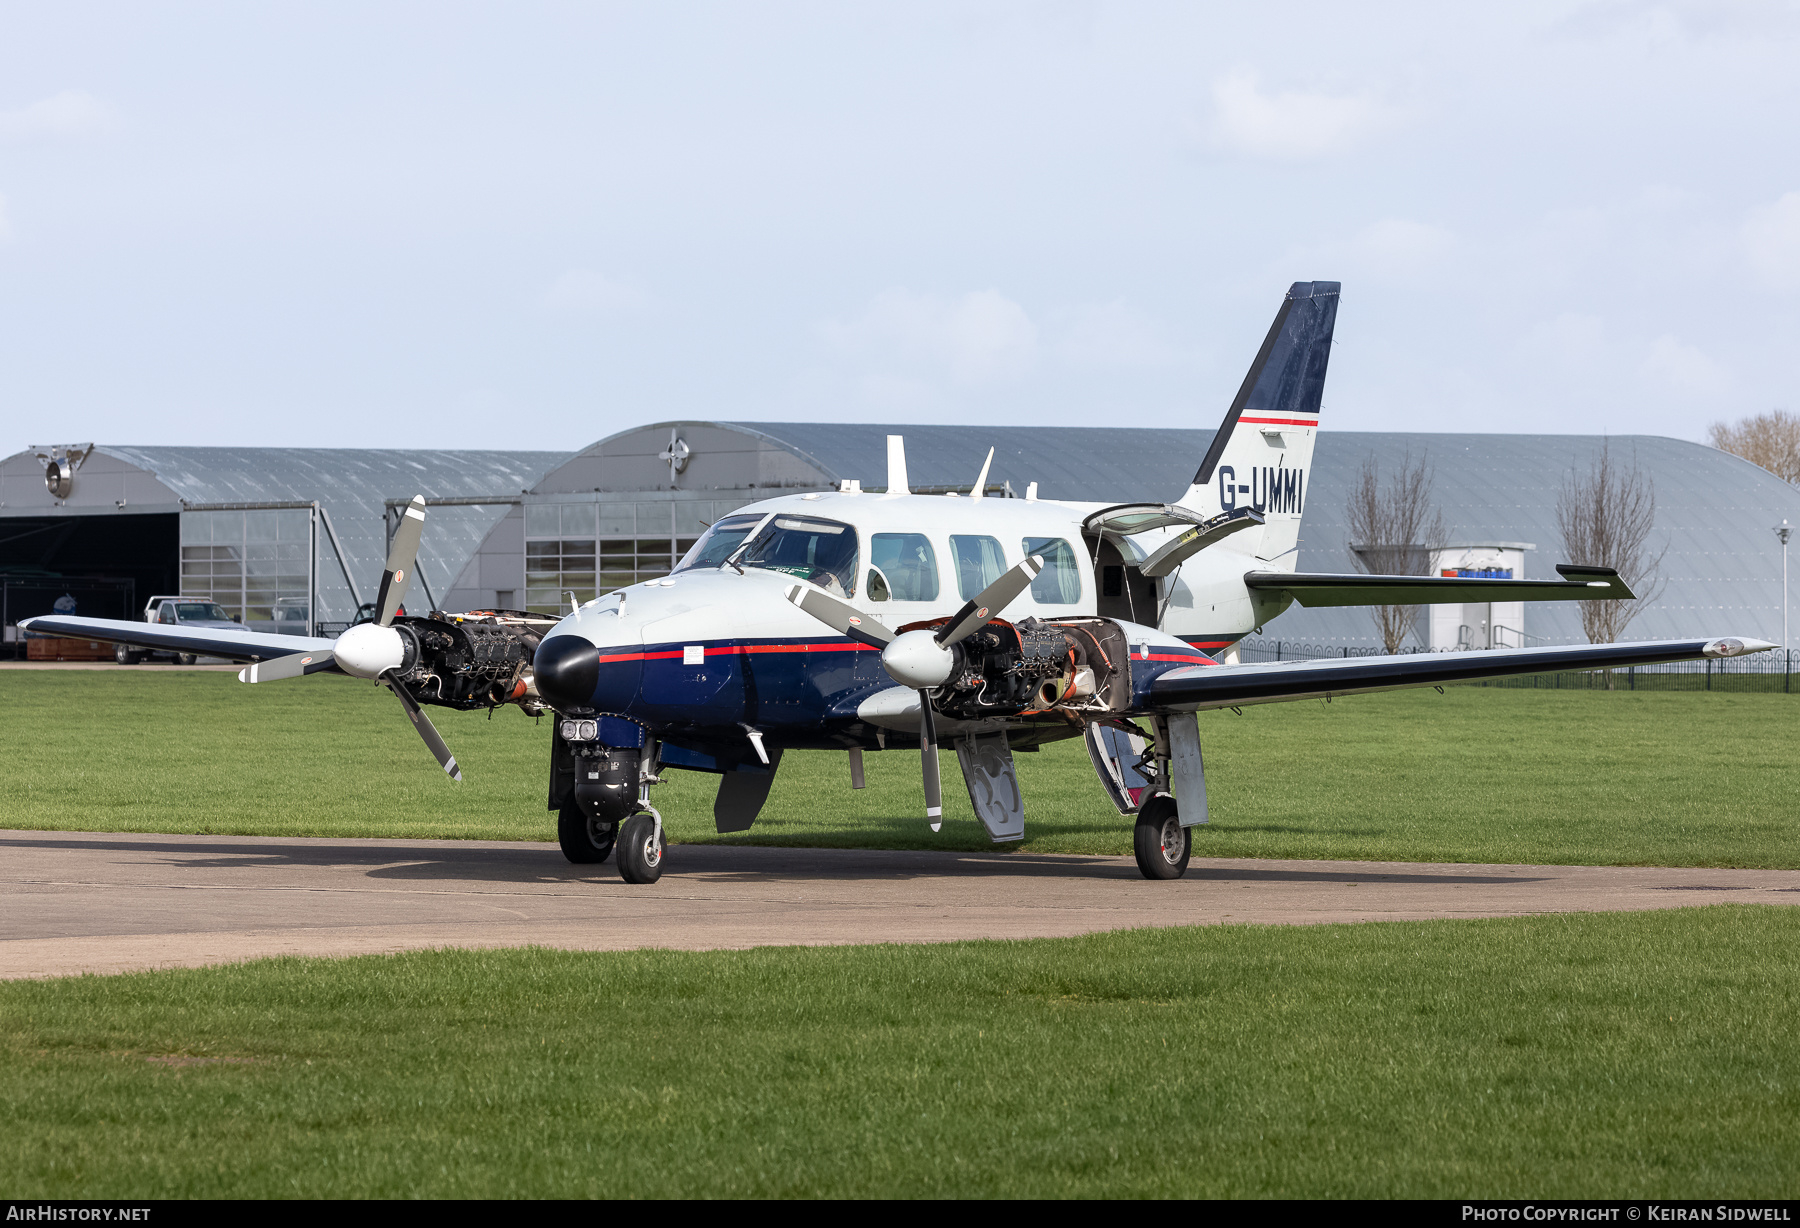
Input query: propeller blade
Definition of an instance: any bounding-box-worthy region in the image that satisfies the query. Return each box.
[385,674,463,782]
[238,650,335,684]
[935,555,1044,646]
[374,495,427,626]
[919,690,942,832]
[784,583,896,647]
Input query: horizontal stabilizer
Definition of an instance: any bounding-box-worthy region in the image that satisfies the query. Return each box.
[1149,637,1773,710]
[17,615,337,664]
[1244,564,1635,608]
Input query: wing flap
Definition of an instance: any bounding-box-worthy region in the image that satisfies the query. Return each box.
[18,615,337,663]
[1149,637,1773,710]
[1244,563,1634,607]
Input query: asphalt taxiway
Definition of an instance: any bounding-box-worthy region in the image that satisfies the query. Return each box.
[4,829,1796,978]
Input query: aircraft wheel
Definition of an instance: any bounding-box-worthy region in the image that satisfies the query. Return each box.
[557,797,615,864]
[1133,795,1190,880]
[175,652,197,666]
[616,812,664,884]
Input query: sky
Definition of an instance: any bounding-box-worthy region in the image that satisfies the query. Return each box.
[2,0,1798,459]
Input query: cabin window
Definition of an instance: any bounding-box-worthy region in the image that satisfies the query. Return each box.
[868,533,939,602]
[1022,537,1081,604]
[949,535,1006,600]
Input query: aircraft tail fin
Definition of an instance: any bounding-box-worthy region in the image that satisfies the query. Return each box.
[1178,281,1338,567]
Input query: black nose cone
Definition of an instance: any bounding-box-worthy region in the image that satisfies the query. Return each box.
[534,635,600,712]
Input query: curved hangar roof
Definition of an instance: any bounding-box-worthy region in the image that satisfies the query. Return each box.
[0,445,564,606]
[550,421,1800,647]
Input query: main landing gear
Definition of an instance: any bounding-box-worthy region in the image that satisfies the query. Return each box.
[1133,794,1190,880]
[557,796,616,864]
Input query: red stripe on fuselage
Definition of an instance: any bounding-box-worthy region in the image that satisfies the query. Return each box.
[596,641,879,664]
[1237,415,1318,427]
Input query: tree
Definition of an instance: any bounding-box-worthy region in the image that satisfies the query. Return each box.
[1554,441,1666,649]
[1346,451,1445,653]
[1708,410,1800,484]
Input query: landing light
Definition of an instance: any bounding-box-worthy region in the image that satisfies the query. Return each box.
[560,719,599,742]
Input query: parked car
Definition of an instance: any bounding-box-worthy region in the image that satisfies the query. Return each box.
[116,597,244,665]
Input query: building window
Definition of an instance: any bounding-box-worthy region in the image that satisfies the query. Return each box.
[525,499,742,613]
[179,509,309,626]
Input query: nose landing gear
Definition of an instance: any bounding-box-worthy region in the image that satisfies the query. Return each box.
[616,809,664,884]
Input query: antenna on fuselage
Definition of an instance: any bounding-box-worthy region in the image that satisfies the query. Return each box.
[886,435,910,495]
[969,447,994,500]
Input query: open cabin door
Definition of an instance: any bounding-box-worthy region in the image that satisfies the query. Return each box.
[1081,503,1262,627]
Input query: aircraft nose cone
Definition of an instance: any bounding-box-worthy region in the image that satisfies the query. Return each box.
[534,635,600,712]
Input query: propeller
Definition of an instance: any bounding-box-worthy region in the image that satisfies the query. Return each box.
[237,494,462,782]
[785,553,1044,828]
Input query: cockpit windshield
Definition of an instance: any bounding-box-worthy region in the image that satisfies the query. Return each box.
[675,513,860,597]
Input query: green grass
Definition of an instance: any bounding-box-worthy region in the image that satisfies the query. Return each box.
[4,906,1798,1198]
[3,669,1797,866]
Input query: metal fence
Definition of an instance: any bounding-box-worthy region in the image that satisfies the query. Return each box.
[1231,638,1799,693]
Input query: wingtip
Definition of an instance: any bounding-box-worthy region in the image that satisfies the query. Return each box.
[1706,637,1779,657]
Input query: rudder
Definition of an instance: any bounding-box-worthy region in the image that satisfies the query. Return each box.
[1179,281,1339,566]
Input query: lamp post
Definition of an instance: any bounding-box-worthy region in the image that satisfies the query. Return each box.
[1776,520,1792,648]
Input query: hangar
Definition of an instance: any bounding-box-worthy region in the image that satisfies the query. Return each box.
[0,444,560,644]
[7,424,1798,653]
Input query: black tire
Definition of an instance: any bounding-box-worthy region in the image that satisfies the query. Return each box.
[174,652,197,666]
[114,644,141,665]
[1133,795,1190,880]
[557,798,616,864]
[616,812,664,884]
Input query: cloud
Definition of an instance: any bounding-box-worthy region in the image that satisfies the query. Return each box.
[1520,312,1609,367]
[542,269,646,314]
[820,288,1038,382]
[1552,0,1800,44]
[0,90,115,140]
[1353,218,1454,271]
[1642,333,1730,396]
[1742,191,1800,288]
[1208,69,1399,160]
[1056,300,1175,369]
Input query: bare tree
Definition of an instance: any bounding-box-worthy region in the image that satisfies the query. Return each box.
[1554,441,1666,650]
[1346,451,1445,653]
[1709,410,1800,484]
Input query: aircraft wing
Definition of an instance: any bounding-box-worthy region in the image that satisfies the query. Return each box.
[18,615,337,663]
[1148,636,1771,710]
[1243,564,1633,607]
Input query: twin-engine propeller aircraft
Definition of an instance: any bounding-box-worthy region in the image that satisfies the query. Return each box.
[26,281,1774,884]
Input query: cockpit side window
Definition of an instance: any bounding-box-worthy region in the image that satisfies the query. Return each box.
[949,535,1006,600]
[868,533,939,602]
[1022,537,1081,604]
[674,515,763,572]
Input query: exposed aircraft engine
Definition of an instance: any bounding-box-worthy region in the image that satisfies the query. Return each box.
[929,615,1130,722]
[387,612,548,713]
